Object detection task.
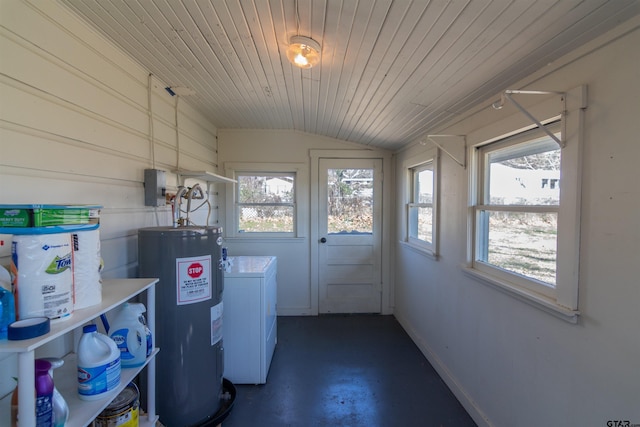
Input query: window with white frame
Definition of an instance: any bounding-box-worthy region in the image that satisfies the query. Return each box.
[474,123,561,294]
[408,161,435,247]
[403,149,439,257]
[468,117,581,320]
[236,172,296,234]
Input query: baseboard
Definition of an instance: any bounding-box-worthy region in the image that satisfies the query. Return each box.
[394,312,493,427]
[277,308,315,316]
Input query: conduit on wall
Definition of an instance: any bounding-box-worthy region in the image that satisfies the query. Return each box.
[175,95,180,172]
[148,73,156,169]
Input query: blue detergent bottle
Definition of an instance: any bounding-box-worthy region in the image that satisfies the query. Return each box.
[0,286,16,340]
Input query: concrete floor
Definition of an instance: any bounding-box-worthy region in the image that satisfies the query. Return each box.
[221,315,477,427]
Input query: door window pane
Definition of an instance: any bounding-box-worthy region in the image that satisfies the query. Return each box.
[327,168,373,234]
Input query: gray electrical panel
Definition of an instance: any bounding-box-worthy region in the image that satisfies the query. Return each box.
[144,169,166,206]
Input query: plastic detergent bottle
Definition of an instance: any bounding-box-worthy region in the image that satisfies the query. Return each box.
[136,305,153,358]
[35,359,54,427]
[77,324,121,401]
[0,286,16,340]
[42,358,69,427]
[108,303,148,367]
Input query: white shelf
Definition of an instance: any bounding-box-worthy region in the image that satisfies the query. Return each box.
[176,170,237,184]
[54,350,159,427]
[0,278,158,426]
[0,278,157,354]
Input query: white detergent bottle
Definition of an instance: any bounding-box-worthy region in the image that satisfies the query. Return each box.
[132,303,153,357]
[109,303,147,368]
[77,324,121,401]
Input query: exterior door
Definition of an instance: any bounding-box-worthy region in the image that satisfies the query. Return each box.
[318,158,382,313]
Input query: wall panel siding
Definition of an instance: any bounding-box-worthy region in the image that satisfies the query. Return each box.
[0,0,219,399]
[393,23,640,427]
[0,0,221,265]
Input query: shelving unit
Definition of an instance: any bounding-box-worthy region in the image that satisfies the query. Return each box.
[0,278,158,427]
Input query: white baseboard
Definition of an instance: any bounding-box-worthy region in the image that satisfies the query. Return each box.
[394,312,493,427]
[277,308,314,316]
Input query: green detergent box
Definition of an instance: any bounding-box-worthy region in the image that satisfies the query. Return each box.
[0,204,101,228]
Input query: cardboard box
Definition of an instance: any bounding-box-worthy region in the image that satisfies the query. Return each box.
[0,205,101,227]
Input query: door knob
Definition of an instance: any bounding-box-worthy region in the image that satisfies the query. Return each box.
[320,237,327,243]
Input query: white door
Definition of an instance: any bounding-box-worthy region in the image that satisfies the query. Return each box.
[318,158,382,313]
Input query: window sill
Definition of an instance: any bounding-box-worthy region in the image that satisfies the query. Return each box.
[462,267,579,324]
[399,240,438,260]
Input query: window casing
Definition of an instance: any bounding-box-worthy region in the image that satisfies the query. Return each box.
[467,105,582,322]
[465,87,585,322]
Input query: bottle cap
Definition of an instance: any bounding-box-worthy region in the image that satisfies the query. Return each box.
[83,324,98,333]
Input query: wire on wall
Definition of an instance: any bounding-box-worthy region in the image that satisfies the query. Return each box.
[175,95,181,171]
[148,73,156,169]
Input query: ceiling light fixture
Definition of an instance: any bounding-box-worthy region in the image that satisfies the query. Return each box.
[287,35,321,69]
[287,0,321,69]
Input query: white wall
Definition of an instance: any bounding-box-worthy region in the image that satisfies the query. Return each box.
[393,19,640,427]
[0,0,221,398]
[2,1,638,424]
[217,129,394,316]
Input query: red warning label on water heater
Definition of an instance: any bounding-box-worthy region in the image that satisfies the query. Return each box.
[188,263,203,278]
[176,255,212,305]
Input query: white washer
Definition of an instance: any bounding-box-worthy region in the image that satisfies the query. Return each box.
[223,256,277,384]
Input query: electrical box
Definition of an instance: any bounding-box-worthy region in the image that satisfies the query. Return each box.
[144,169,166,207]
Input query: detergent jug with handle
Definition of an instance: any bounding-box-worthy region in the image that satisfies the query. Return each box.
[109,302,148,368]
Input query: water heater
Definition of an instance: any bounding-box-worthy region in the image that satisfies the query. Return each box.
[138,226,224,426]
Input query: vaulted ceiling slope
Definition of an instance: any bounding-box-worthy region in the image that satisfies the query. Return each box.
[61,0,640,151]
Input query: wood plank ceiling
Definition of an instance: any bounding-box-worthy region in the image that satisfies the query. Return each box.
[60,0,640,151]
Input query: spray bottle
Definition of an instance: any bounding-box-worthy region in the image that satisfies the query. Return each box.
[42,358,69,427]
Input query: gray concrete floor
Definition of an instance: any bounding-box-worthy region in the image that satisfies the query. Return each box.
[221,315,477,427]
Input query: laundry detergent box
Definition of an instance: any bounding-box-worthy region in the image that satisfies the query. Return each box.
[0,207,32,227]
[0,205,101,228]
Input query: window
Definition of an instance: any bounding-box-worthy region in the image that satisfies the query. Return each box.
[408,161,435,247]
[402,149,439,257]
[236,172,295,234]
[468,116,581,321]
[474,124,561,296]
